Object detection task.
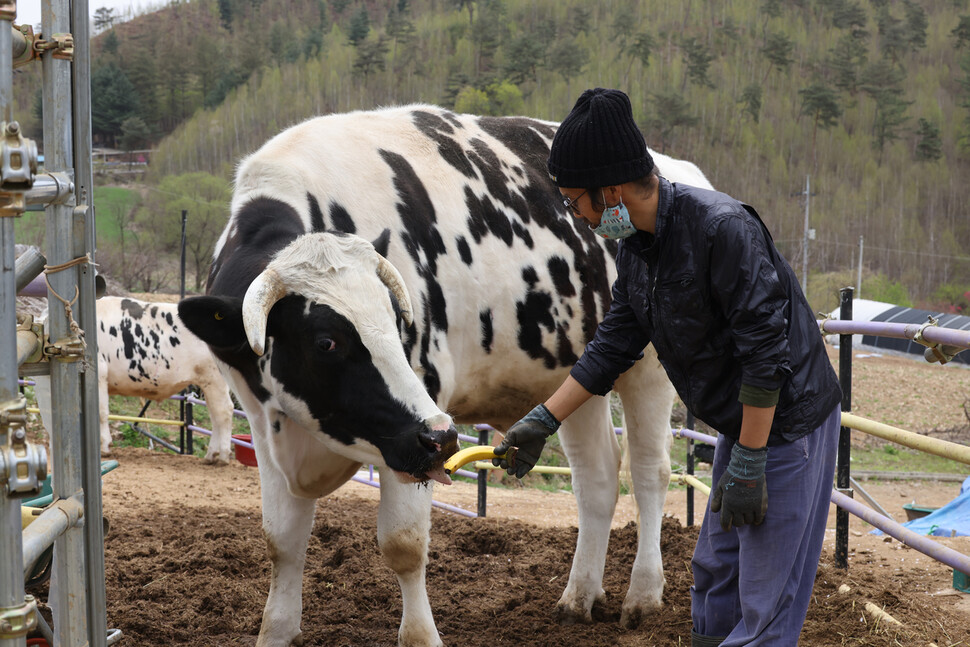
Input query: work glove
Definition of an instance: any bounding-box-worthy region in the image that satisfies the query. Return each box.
[492,404,560,478]
[710,442,768,532]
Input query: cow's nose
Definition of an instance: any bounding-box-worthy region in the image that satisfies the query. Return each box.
[418,424,458,455]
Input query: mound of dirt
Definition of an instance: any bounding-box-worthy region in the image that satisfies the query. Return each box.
[26,447,970,647]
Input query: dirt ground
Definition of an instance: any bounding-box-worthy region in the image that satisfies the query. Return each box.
[25,345,970,646]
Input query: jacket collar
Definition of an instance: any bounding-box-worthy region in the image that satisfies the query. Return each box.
[622,176,673,257]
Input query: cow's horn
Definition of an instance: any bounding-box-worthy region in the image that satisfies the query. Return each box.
[375,254,413,327]
[242,269,287,356]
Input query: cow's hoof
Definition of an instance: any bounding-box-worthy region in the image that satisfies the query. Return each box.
[203,454,230,465]
[553,603,592,626]
[254,632,302,647]
[620,606,645,629]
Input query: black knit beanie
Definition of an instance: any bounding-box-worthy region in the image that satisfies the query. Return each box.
[547,88,654,188]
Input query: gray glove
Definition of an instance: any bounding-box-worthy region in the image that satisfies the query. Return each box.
[710,442,768,531]
[492,404,560,478]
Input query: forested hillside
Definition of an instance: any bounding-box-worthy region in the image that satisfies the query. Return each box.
[13,0,970,312]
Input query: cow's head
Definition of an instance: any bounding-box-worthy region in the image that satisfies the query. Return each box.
[178,233,459,483]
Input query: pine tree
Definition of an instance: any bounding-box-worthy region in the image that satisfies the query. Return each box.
[348,6,370,46]
[952,15,970,49]
[914,118,942,162]
[761,31,795,83]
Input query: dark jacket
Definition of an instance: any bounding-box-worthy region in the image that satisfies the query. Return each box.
[571,178,841,445]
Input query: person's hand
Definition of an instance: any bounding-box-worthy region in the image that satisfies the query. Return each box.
[492,404,560,478]
[710,442,768,531]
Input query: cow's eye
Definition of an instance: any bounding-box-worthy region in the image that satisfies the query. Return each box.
[316,337,336,352]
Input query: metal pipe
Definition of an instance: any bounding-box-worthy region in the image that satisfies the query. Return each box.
[0,7,29,647]
[831,490,970,577]
[836,287,853,569]
[670,473,711,495]
[842,412,970,465]
[820,318,970,351]
[16,327,39,365]
[14,245,46,293]
[23,171,74,205]
[22,495,85,576]
[672,427,718,446]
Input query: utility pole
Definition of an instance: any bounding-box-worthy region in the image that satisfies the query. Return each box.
[801,175,812,294]
[857,235,863,299]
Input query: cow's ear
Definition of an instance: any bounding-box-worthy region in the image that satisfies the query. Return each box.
[371,228,392,257]
[177,296,248,350]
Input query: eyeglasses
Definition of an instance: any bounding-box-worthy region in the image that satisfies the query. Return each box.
[562,190,587,215]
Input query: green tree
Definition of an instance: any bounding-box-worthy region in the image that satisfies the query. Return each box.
[828,32,868,95]
[119,117,152,170]
[503,34,546,85]
[738,83,762,123]
[217,0,233,31]
[876,8,908,64]
[760,31,795,83]
[93,6,116,32]
[102,30,120,56]
[352,36,390,78]
[680,36,715,90]
[832,1,867,33]
[952,15,970,49]
[142,173,232,291]
[348,6,370,46]
[91,63,140,147]
[902,0,928,51]
[798,82,842,167]
[453,86,490,114]
[548,37,589,84]
[648,91,698,152]
[860,60,912,156]
[913,118,942,162]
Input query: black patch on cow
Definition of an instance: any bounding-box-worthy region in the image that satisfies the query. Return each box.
[164,312,174,326]
[169,336,179,347]
[121,299,144,319]
[511,220,534,248]
[479,310,493,353]
[455,235,472,265]
[465,188,514,247]
[522,266,539,287]
[467,138,529,217]
[329,202,356,234]
[556,326,579,366]
[411,110,476,179]
[272,420,281,434]
[308,193,326,232]
[108,326,117,337]
[547,256,576,298]
[150,306,158,318]
[208,197,307,299]
[516,289,557,369]
[425,279,448,332]
[372,229,392,258]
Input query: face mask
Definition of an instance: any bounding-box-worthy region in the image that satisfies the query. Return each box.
[592,192,637,240]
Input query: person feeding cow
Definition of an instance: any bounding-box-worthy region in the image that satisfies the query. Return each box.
[493,87,843,646]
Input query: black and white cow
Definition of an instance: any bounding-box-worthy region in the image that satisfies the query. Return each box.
[35,296,235,463]
[178,104,712,647]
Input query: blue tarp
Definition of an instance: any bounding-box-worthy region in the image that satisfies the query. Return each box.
[872,476,970,537]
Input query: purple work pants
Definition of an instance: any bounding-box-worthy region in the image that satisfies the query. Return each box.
[690,405,841,646]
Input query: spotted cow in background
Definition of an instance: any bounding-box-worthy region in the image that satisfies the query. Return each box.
[35,296,235,463]
[178,104,713,647]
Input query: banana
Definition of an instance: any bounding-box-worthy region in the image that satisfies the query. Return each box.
[443,445,507,474]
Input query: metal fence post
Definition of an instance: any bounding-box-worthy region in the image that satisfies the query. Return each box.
[835,286,854,569]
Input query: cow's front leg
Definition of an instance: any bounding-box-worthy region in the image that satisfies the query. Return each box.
[616,357,676,628]
[378,475,442,647]
[554,397,619,624]
[201,383,234,464]
[256,448,317,647]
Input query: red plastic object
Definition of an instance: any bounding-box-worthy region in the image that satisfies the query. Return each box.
[27,639,50,647]
[232,434,258,467]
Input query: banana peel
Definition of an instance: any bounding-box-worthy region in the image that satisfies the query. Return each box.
[443,445,515,474]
